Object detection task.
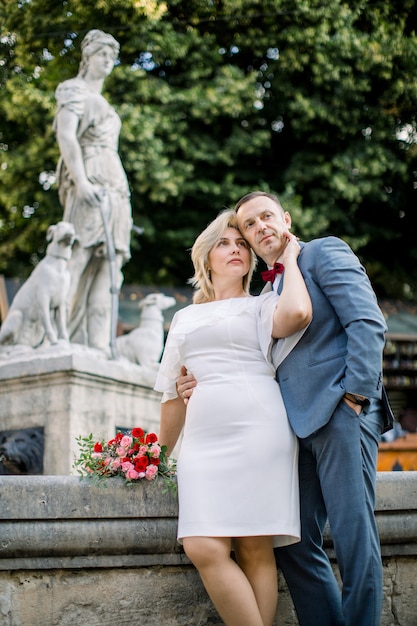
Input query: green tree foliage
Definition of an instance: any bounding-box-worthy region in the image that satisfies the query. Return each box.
[0,0,416,297]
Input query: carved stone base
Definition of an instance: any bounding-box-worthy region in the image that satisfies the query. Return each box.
[0,344,163,475]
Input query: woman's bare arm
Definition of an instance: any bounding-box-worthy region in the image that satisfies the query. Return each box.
[159,395,186,457]
[272,234,312,338]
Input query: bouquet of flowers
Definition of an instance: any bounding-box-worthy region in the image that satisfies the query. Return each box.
[73,427,177,492]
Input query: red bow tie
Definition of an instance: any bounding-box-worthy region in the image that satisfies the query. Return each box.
[261,262,284,282]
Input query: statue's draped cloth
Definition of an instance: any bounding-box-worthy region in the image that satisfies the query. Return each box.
[54,78,132,263]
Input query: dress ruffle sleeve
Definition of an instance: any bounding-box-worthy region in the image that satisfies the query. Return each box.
[153,312,182,403]
[256,291,308,369]
[154,300,239,403]
[155,295,308,403]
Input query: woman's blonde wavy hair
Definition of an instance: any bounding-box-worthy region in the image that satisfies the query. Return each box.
[189,209,257,304]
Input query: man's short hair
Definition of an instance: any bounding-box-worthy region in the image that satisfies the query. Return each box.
[234,191,284,213]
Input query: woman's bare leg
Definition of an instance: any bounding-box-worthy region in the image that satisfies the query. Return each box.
[183,536,266,626]
[234,536,278,625]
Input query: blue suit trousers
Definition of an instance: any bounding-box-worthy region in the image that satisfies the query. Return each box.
[276,398,384,626]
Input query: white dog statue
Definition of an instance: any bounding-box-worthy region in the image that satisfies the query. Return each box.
[116,293,176,366]
[0,221,76,348]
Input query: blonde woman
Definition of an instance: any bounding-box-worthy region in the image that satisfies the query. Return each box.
[154,209,311,626]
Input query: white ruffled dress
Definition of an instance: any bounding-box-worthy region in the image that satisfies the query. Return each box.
[154,292,304,547]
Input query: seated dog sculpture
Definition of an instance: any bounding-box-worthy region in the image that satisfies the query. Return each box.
[0,221,76,347]
[116,293,176,365]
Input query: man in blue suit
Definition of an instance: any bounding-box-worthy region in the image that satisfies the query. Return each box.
[179,190,393,626]
[234,191,393,626]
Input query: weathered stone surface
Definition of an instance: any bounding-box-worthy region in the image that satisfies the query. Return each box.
[0,349,163,475]
[0,473,416,625]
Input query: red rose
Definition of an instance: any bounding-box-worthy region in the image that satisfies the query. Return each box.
[135,456,149,472]
[94,442,103,453]
[108,432,124,446]
[132,428,145,439]
[150,457,160,466]
[145,433,158,444]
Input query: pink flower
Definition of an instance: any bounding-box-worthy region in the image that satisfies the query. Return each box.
[112,458,122,470]
[150,444,160,458]
[126,467,140,480]
[145,465,158,480]
[116,446,126,456]
[92,452,103,459]
[104,457,112,466]
[139,445,148,455]
[121,461,134,472]
[120,435,133,449]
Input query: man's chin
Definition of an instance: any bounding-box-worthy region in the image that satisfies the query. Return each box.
[258,242,281,260]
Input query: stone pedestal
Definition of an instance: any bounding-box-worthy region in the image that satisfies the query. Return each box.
[0,344,163,475]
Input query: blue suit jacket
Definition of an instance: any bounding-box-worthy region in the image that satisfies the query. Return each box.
[275,236,390,438]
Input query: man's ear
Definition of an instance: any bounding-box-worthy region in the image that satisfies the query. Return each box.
[284,211,292,229]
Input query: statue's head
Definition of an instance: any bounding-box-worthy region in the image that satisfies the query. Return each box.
[78,29,120,76]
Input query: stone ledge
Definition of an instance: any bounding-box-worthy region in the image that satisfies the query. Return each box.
[0,472,416,626]
[0,474,178,519]
[0,472,416,570]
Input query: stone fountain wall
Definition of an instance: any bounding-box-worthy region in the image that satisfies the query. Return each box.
[0,472,416,626]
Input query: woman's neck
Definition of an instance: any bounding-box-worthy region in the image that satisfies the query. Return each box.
[212,281,247,301]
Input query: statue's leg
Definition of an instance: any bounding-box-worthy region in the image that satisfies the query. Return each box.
[86,254,123,352]
[67,246,96,345]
